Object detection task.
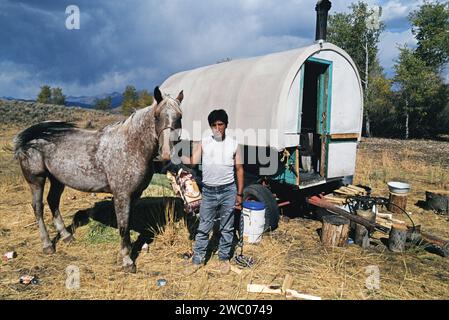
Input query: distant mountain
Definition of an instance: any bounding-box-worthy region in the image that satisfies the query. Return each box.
[65,92,123,108]
[1,92,124,109]
[2,91,127,109]
[1,96,35,103]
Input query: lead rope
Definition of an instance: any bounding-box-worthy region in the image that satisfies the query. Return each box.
[234,210,255,268]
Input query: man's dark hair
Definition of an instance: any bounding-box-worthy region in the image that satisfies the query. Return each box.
[208,109,228,126]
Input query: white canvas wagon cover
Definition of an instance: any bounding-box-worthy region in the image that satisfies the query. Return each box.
[161,42,363,150]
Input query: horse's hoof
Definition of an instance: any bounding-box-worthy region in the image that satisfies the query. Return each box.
[43,246,55,255]
[62,234,75,244]
[123,264,137,274]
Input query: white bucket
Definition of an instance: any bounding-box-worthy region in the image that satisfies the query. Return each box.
[242,201,266,244]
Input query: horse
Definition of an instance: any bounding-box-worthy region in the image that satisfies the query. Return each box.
[13,86,183,273]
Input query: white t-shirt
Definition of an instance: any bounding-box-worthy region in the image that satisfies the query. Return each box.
[201,135,238,186]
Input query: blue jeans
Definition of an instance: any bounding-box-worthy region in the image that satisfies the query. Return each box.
[192,182,236,265]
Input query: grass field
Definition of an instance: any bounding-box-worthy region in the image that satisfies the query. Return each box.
[1,121,449,300]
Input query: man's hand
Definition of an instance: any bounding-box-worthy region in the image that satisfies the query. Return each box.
[235,194,243,211]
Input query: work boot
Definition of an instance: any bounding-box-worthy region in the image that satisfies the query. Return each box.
[184,262,202,276]
[219,260,231,275]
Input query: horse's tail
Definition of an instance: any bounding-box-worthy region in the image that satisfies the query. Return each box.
[13,121,77,160]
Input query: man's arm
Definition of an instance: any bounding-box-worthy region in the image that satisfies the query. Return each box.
[235,146,244,210]
[180,141,202,166]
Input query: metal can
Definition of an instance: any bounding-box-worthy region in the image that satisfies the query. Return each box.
[156,278,167,287]
[2,251,17,261]
[19,275,39,285]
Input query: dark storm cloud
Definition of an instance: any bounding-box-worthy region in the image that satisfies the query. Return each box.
[0,0,425,99]
[1,0,126,86]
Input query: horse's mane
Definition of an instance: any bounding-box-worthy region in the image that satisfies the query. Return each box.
[13,121,77,156]
[103,100,157,133]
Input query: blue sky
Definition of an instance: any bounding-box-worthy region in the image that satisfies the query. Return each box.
[0,0,426,99]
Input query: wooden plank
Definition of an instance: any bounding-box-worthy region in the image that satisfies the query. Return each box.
[346,185,367,194]
[247,284,321,300]
[376,217,393,229]
[247,284,282,295]
[376,212,393,220]
[320,136,326,177]
[323,195,346,205]
[282,274,293,293]
[285,289,321,300]
[295,148,300,186]
[334,189,357,196]
[330,133,359,140]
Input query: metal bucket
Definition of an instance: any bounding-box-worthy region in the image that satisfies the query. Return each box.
[387,181,411,194]
[242,201,266,244]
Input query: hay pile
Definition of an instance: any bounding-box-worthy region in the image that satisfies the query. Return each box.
[1,129,449,300]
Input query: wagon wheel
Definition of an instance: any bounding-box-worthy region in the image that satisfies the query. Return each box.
[243,184,279,232]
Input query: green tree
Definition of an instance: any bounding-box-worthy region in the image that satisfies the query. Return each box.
[37,85,51,104]
[51,87,66,105]
[121,85,138,116]
[366,60,396,137]
[437,84,449,134]
[430,82,449,136]
[393,47,441,139]
[138,90,153,108]
[328,2,385,137]
[94,96,112,111]
[410,0,449,72]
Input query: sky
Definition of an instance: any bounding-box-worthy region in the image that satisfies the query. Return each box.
[0,0,428,99]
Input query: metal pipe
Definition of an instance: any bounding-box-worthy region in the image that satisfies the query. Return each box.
[315,0,332,41]
[277,201,291,208]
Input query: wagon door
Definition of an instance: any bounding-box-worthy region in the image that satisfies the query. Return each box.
[299,58,332,181]
[303,56,360,181]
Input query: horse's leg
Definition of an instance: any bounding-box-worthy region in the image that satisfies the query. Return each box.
[113,193,136,273]
[47,176,73,243]
[28,176,54,254]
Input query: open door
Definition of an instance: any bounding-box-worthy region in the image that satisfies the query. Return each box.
[299,57,332,183]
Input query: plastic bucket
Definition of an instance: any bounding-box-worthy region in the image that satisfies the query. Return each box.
[242,201,266,244]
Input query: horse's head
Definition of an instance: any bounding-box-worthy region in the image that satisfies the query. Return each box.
[153,86,183,161]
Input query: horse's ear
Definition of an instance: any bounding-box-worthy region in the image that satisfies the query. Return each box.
[154,86,163,105]
[176,90,184,103]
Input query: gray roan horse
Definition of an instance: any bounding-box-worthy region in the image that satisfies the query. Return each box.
[14,87,183,273]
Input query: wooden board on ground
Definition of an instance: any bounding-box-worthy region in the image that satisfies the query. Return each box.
[323,195,347,205]
[333,185,367,197]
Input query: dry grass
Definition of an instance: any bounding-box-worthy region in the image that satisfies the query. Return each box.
[1,125,449,300]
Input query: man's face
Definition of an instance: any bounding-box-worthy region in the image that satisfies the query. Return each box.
[211,120,226,140]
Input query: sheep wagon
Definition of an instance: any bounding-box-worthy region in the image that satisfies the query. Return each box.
[159,41,364,230]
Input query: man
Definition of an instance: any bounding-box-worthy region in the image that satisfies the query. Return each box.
[183,109,244,275]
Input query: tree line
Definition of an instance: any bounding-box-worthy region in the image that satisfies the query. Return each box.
[36,85,153,116]
[328,0,448,139]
